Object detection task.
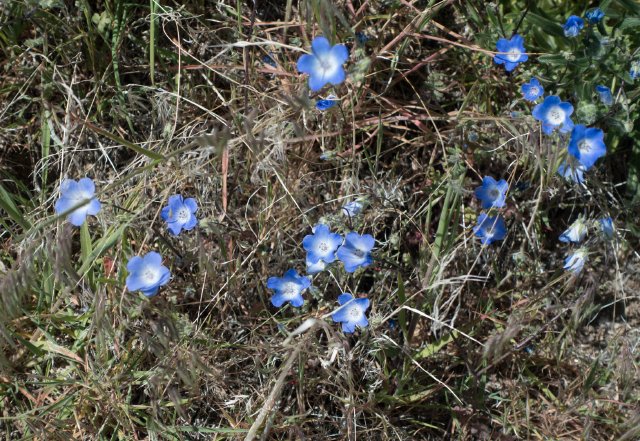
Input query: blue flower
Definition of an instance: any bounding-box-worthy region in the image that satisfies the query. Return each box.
[303,224,343,264]
[521,78,544,102]
[126,251,171,297]
[559,217,587,243]
[297,36,349,92]
[54,177,101,227]
[585,8,604,24]
[331,293,370,333]
[336,232,374,273]
[315,94,339,111]
[564,248,588,274]
[342,201,363,217]
[595,85,613,106]
[473,213,507,245]
[493,34,528,72]
[474,176,508,209]
[630,61,640,80]
[599,217,614,239]
[567,125,606,169]
[262,54,277,68]
[161,194,198,236]
[355,32,371,45]
[532,95,574,135]
[558,161,587,184]
[306,257,326,275]
[563,15,584,37]
[266,269,310,308]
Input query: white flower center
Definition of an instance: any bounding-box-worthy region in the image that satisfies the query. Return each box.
[529,86,539,96]
[489,188,500,199]
[352,248,365,258]
[578,140,591,153]
[281,282,298,299]
[317,241,329,253]
[176,208,190,222]
[347,305,363,321]
[506,49,521,62]
[316,54,339,79]
[547,106,565,125]
[142,266,160,285]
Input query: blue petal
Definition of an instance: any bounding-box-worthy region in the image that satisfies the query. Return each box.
[330,44,349,64]
[183,214,198,231]
[77,177,95,195]
[308,73,328,92]
[332,307,350,323]
[341,321,357,334]
[311,36,331,56]
[325,66,346,86]
[126,273,147,292]
[284,268,300,280]
[141,286,160,297]
[68,209,88,226]
[167,222,183,235]
[59,179,77,195]
[184,198,198,214]
[270,292,286,307]
[87,199,101,216]
[144,251,163,267]
[127,256,144,272]
[267,276,283,291]
[161,206,171,221]
[289,294,304,308]
[54,197,73,216]
[337,293,354,305]
[168,195,184,213]
[297,54,319,75]
[355,315,369,329]
[157,266,171,286]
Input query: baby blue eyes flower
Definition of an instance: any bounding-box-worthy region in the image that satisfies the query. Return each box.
[126,251,171,297]
[567,125,606,169]
[493,34,528,72]
[595,85,613,106]
[342,201,363,217]
[54,177,101,227]
[306,257,326,275]
[297,36,349,92]
[521,78,544,102]
[532,95,574,135]
[558,161,586,184]
[316,94,339,111]
[303,224,343,265]
[337,232,374,273]
[563,15,584,37]
[564,248,588,274]
[559,217,587,243]
[631,61,640,80]
[473,213,507,245]
[266,269,310,308]
[331,293,370,334]
[161,194,198,236]
[585,8,604,24]
[599,217,614,239]
[474,176,508,209]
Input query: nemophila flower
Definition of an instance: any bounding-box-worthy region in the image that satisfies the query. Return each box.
[567,125,606,169]
[493,34,528,72]
[599,217,614,239]
[306,257,326,275]
[564,248,588,274]
[297,36,349,92]
[630,61,640,80]
[262,54,277,68]
[303,224,343,265]
[563,15,584,37]
[473,213,507,245]
[315,94,338,111]
[342,201,363,217]
[521,78,544,102]
[336,232,374,273]
[331,293,370,334]
[559,217,588,243]
[266,269,310,308]
[161,194,198,236]
[595,85,613,106]
[126,251,171,297]
[558,161,587,184]
[474,176,508,209]
[585,8,604,24]
[532,95,574,135]
[54,177,101,227]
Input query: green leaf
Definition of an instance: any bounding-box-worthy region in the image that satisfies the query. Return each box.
[527,12,565,38]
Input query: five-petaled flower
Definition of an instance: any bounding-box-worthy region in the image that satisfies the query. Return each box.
[493,34,528,72]
[567,125,606,169]
[297,36,349,92]
[564,248,588,274]
[521,78,544,102]
[474,176,508,209]
[161,194,198,236]
[316,94,339,111]
[599,217,614,239]
[532,95,574,135]
[563,15,584,37]
[558,161,587,184]
[126,251,171,297]
[54,177,102,227]
[342,201,363,217]
[595,85,613,106]
[473,213,507,245]
[303,224,343,265]
[336,232,375,273]
[331,293,370,333]
[266,269,311,308]
[559,217,587,243]
[585,8,604,25]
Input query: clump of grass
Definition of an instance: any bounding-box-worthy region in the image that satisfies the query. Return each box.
[0,0,639,439]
